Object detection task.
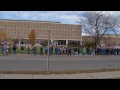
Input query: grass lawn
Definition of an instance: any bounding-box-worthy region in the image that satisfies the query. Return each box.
[107,77,120,79]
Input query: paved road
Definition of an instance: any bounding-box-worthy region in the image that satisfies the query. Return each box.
[0,55,120,71]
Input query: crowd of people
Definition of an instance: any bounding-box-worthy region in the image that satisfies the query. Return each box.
[0,44,120,56]
[1,44,17,56]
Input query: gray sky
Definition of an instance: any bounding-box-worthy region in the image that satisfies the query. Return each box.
[0,11,120,24]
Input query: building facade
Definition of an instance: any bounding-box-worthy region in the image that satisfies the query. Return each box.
[0,19,82,47]
[83,34,120,47]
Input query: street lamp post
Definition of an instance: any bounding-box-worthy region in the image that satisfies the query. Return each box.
[47,30,50,72]
[80,29,82,46]
[18,36,21,49]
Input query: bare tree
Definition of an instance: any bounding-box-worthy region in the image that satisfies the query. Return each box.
[79,11,120,50]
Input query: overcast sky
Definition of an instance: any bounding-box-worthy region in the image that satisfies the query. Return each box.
[0,11,120,24]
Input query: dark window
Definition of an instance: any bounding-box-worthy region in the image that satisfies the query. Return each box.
[58,40,66,45]
[21,42,24,44]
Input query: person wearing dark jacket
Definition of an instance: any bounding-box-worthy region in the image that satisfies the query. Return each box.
[12,44,16,54]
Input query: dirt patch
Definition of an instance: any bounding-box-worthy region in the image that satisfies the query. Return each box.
[0,68,120,75]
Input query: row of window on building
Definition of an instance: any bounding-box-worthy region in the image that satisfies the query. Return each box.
[0,24,80,30]
[7,32,80,36]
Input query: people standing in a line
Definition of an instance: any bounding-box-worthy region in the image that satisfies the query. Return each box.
[34,46,37,55]
[69,47,71,56]
[75,48,78,56]
[40,47,43,55]
[21,46,24,54]
[31,46,34,55]
[77,47,80,55]
[2,45,7,56]
[27,46,30,55]
[45,47,47,55]
[91,48,95,56]
[6,45,9,55]
[4,45,7,56]
[50,47,53,55]
[2,45,4,55]
[36,46,39,55]
[119,48,120,55]
[12,44,16,54]
[82,47,86,55]
[53,47,55,55]
[55,47,57,55]
[8,46,11,54]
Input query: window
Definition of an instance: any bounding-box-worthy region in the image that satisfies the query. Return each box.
[57,40,66,45]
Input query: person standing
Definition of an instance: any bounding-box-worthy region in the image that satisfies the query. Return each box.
[69,47,71,56]
[12,44,16,54]
[27,46,30,55]
[82,47,86,55]
[2,45,6,56]
[21,46,24,54]
[40,47,43,55]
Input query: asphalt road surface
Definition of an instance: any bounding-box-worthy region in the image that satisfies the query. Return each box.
[0,55,120,71]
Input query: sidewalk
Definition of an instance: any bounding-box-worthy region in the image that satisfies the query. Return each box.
[0,71,120,79]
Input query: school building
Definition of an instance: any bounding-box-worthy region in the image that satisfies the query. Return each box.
[0,19,82,47]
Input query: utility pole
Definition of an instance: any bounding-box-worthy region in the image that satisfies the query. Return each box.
[47,30,50,72]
